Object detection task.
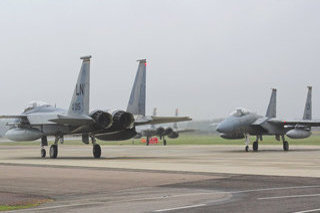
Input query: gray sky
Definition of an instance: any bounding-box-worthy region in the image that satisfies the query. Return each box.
[0,0,319,120]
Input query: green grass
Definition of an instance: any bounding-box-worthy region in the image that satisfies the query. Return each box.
[1,134,320,146]
[0,203,39,211]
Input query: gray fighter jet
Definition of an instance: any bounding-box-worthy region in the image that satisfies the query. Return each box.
[0,57,191,158]
[135,108,194,146]
[216,87,320,152]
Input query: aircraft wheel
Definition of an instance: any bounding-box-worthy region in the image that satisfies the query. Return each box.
[283,141,289,151]
[93,144,101,158]
[41,149,46,158]
[245,146,249,152]
[253,141,258,152]
[50,145,58,159]
[163,139,167,146]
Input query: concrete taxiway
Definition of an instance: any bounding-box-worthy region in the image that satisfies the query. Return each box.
[0,145,319,212]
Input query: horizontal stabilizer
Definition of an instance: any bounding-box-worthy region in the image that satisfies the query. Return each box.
[0,115,27,119]
[135,116,191,126]
[176,128,196,133]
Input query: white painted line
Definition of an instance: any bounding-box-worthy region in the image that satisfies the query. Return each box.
[292,208,320,213]
[132,185,320,202]
[154,204,206,212]
[7,202,104,212]
[7,185,320,212]
[258,193,320,200]
[233,185,320,194]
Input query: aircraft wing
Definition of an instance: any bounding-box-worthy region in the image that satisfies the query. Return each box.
[0,114,94,126]
[0,115,30,126]
[135,116,192,126]
[49,114,94,126]
[0,115,28,119]
[268,118,320,127]
[176,128,195,133]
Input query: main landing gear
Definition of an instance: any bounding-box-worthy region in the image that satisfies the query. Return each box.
[252,135,262,152]
[50,144,58,158]
[91,136,101,158]
[163,137,167,146]
[146,136,150,146]
[282,135,289,151]
[163,139,167,146]
[49,135,63,159]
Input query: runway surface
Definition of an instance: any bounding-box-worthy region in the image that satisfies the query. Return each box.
[0,145,320,212]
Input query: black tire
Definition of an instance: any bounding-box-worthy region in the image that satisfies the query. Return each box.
[93,144,101,158]
[245,146,249,152]
[41,149,46,158]
[253,141,258,152]
[283,141,289,151]
[50,145,58,159]
[163,140,167,146]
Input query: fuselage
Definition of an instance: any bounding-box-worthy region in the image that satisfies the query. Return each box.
[216,109,292,138]
[216,109,261,137]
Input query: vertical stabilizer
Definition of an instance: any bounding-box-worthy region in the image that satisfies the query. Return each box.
[173,109,179,129]
[153,108,157,116]
[151,107,157,129]
[127,59,146,116]
[68,56,91,116]
[303,86,312,120]
[266,88,277,118]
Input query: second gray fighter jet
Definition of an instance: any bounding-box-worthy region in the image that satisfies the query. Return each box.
[216,87,320,152]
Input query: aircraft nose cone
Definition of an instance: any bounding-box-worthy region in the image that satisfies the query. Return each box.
[216,124,222,133]
[216,122,233,133]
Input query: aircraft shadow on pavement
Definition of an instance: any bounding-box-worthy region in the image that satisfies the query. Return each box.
[12,156,172,160]
[223,148,320,153]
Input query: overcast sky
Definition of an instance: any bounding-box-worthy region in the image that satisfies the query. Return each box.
[0,0,319,120]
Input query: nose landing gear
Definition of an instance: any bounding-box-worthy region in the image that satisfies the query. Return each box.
[244,134,250,152]
[40,136,48,158]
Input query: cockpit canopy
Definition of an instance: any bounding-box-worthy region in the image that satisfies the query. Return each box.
[23,101,51,113]
[230,108,250,117]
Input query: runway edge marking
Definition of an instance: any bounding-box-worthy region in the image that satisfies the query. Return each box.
[293,208,320,213]
[153,204,206,212]
[258,193,320,200]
